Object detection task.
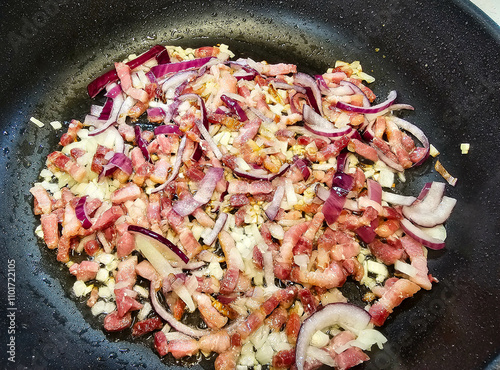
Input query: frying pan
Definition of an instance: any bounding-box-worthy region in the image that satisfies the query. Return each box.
[1,0,499,369]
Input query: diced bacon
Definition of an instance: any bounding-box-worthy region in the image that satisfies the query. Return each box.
[185,165,206,182]
[47,151,86,182]
[229,194,249,207]
[275,222,310,280]
[62,203,81,238]
[41,213,59,249]
[110,183,141,204]
[59,119,83,146]
[291,260,347,289]
[372,137,400,166]
[252,245,264,270]
[150,158,170,184]
[135,260,161,289]
[69,260,99,281]
[132,316,163,337]
[400,236,432,290]
[286,312,301,345]
[86,287,99,308]
[199,330,231,354]
[30,184,53,215]
[293,212,324,257]
[56,235,71,263]
[233,118,261,147]
[221,153,238,170]
[115,288,143,317]
[272,348,296,369]
[116,255,137,286]
[210,71,238,111]
[214,347,240,370]
[349,138,378,162]
[196,276,220,294]
[71,148,86,160]
[342,257,364,281]
[84,239,100,256]
[168,339,200,359]
[409,146,428,163]
[115,62,149,103]
[318,229,360,264]
[91,145,111,174]
[336,347,370,370]
[130,147,146,169]
[227,180,273,195]
[192,208,215,228]
[375,219,400,238]
[220,267,239,295]
[369,278,421,326]
[117,231,135,258]
[154,331,169,357]
[265,306,288,331]
[315,135,350,162]
[262,63,297,76]
[193,292,228,329]
[368,239,404,265]
[298,288,319,316]
[104,310,132,332]
[92,206,125,231]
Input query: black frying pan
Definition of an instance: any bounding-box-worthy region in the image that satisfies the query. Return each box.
[1,0,499,369]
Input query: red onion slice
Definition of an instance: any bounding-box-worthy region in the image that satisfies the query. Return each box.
[400,218,446,250]
[160,70,198,93]
[323,172,354,225]
[154,125,183,136]
[367,179,382,204]
[402,196,456,228]
[339,80,371,107]
[221,94,248,122]
[303,104,354,138]
[101,152,133,178]
[356,218,379,243]
[265,184,285,221]
[128,225,189,263]
[88,90,125,137]
[134,125,151,162]
[203,212,228,246]
[149,281,210,338]
[173,167,224,217]
[87,44,166,98]
[151,135,187,193]
[294,72,323,115]
[336,90,397,114]
[381,191,417,206]
[407,182,446,213]
[293,156,311,180]
[233,163,290,181]
[150,57,214,79]
[75,196,92,229]
[295,303,371,370]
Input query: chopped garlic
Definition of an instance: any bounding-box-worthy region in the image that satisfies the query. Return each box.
[429,144,440,157]
[73,281,88,297]
[460,143,470,154]
[311,330,330,347]
[49,121,62,130]
[30,117,44,127]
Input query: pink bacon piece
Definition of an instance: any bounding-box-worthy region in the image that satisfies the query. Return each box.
[47,151,86,182]
[274,222,310,280]
[400,235,433,290]
[30,185,53,215]
[115,62,149,103]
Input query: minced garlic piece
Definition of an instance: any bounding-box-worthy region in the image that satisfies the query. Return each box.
[460,143,470,154]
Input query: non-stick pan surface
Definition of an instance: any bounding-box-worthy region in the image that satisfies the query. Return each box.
[0,0,499,369]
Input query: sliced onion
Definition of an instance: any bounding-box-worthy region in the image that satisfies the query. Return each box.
[336,151,349,173]
[173,167,224,217]
[390,116,430,167]
[295,303,371,370]
[87,44,166,98]
[339,80,370,107]
[337,90,397,114]
[88,90,125,136]
[161,70,198,93]
[128,225,189,263]
[156,48,171,64]
[217,293,238,304]
[381,191,417,206]
[154,125,182,136]
[265,184,285,221]
[150,281,210,338]
[402,196,456,228]
[303,105,353,138]
[293,156,311,180]
[356,218,379,243]
[101,152,133,177]
[178,93,222,159]
[315,184,330,202]
[75,196,92,229]
[367,179,382,204]
[151,135,187,193]
[407,182,446,213]
[372,146,404,172]
[134,125,151,162]
[203,212,228,246]
[323,172,354,225]
[294,72,323,115]
[400,218,446,250]
[221,94,248,122]
[150,57,213,79]
[233,163,290,181]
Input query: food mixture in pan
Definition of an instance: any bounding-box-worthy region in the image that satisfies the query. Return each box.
[30,44,457,369]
